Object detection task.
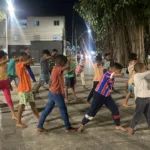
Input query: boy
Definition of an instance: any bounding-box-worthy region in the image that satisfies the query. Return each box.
[0,51,17,120]
[65,56,77,103]
[128,63,150,135]
[123,56,137,107]
[87,55,103,104]
[16,52,40,128]
[78,63,126,132]
[34,49,52,93]
[37,55,77,132]
[103,53,111,73]
[8,52,19,89]
[49,49,58,74]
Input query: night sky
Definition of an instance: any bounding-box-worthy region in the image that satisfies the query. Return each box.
[1,0,87,42]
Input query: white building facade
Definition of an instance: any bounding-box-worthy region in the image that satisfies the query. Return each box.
[0,16,66,62]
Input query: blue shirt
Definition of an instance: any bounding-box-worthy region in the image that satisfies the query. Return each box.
[8,58,16,76]
[95,71,114,97]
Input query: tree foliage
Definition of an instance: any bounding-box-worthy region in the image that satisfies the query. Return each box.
[75,0,150,65]
[0,11,6,21]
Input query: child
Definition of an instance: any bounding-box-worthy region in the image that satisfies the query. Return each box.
[34,49,52,93]
[16,52,40,128]
[128,63,150,135]
[123,56,137,107]
[0,51,17,120]
[8,52,19,89]
[37,55,77,132]
[49,49,58,74]
[65,56,77,103]
[78,63,126,132]
[103,53,111,73]
[125,53,138,93]
[86,55,103,104]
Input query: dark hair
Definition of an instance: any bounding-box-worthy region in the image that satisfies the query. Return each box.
[25,47,30,51]
[112,63,123,70]
[19,52,28,57]
[52,49,58,52]
[104,53,111,57]
[42,49,50,55]
[129,53,137,61]
[55,54,67,65]
[10,52,18,58]
[134,63,145,73]
[96,55,102,62]
[0,50,7,59]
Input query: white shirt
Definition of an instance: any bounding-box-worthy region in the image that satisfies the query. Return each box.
[134,71,150,98]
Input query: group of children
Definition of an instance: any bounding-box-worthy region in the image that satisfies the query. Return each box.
[0,49,150,135]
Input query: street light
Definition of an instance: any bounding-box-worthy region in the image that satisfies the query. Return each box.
[77,29,91,42]
[7,1,15,13]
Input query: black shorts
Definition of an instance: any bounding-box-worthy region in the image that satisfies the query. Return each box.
[65,77,75,88]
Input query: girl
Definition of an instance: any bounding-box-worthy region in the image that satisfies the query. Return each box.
[0,51,17,120]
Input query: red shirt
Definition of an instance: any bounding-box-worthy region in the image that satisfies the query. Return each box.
[49,66,64,94]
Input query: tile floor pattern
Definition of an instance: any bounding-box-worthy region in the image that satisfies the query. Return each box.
[0,75,150,150]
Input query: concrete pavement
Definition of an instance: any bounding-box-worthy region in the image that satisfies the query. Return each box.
[0,68,150,150]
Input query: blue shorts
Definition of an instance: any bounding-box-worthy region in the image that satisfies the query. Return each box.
[128,86,134,93]
[39,74,50,86]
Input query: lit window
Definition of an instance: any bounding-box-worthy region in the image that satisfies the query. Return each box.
[34,20,40,26]
[54,20,59,26]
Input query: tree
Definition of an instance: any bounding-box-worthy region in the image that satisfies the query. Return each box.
[75,0,150,66]
[0,11,6,21]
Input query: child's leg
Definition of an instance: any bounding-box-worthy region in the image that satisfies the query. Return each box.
[78,92,104,132]
[105,96,126,131]
[80,71,86,89]
[65,86,69,103]
[129,98,147,134]
[87,82,99,102]
[52,93,76,132]
[143,98,150,128]
[17,104,26,127]
[71,87,77,101]
[29,102,40,121]
[123,92,132,107]
[2,80,17,120]
[37,92,55,130]
[34,80,44,93]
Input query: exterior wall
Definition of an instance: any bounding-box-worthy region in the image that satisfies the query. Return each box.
[7,16,65,45]
[0,20,6,48]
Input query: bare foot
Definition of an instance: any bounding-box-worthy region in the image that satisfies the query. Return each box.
[116,126,127,132]
[65,100,69,104]
[127,128,134,135]
[86,101,90,105]
[78,124,85,132]
[12,116,18,121]
[44,120,49,125]
[37,128,48,133]
[66,127,78,133]
[16,123,27,128]
[123,104,130,108]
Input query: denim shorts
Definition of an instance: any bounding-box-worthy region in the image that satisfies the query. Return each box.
[128,85,134,93]
[40,74,50,85]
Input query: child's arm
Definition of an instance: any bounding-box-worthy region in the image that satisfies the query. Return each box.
[67,67,76,74]
[139,71,150,78]
[0,59,9,65]
[23,59,32,65]
[62,60,71,71]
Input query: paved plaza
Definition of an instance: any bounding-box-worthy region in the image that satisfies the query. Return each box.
[0,66,150,150]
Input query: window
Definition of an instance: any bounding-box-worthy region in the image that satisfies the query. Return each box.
[54,20,60,26]
[13,35,19,41]
[34,20,40,26]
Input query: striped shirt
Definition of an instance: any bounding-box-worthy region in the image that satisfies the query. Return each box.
[95,71,114,97]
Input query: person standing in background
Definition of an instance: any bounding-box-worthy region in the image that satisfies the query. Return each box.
[49,49,58,74]
[25,47,36,82]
